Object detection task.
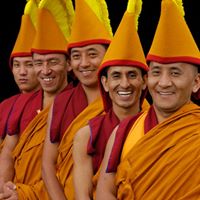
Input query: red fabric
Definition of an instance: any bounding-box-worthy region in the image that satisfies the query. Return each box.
[87,109,119,173]
[107,106,158,172]
[7,90,43,136]
[0,94,21,139]
[50,83,88,143]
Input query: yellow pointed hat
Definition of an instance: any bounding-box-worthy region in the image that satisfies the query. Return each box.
[98,0,149,112]
[68,0,113,49]
[31,0,74,54]
[10,0,38,68]
[146,0,200,65]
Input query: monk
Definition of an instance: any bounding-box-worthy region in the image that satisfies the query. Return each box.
[0,0,40,144]
[96,0,200,199]
[72,0,149,198]
[0,0,74,199]
[41,0,113,199]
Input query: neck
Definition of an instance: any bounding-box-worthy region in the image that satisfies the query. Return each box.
[43,81,68,108]
[113,104,140,121]
[82,85,100,104]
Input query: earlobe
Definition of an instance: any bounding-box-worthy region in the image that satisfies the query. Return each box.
[101,76,109,92]
[192,73,200,93]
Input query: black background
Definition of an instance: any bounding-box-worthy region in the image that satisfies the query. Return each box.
[0,0,199,102]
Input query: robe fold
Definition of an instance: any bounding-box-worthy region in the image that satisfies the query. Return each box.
[0,94,20,140]
[116,103,200,200]
[56,97,104,200]
[12,106,50,199]
[7,90,43,136]
[50,83,88,143]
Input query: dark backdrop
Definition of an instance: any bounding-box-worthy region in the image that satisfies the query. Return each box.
[0,0,199,102]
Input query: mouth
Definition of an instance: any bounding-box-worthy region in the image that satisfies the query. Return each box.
[19,79,28,83]
[42,77,54,82]
[80,70,95,76]
[117,91,133,96]
[158,91,174,95]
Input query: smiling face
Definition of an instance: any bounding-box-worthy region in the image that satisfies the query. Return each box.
[148,61,200,120]
[69,44,107,90]
[101,66,146,115]
[33,53,69,95]
[12,56,40,93]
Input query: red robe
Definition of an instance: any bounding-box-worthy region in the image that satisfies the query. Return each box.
[87,109,119,173]
[0,94,20,139]
[107,106,158,172]
[50,83,88,142]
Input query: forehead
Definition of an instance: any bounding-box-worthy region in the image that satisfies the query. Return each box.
[13,56,33,62]
[33,53,66,60]
[149,61,196,70]
[70,44,105,54]
[107,66,142,74]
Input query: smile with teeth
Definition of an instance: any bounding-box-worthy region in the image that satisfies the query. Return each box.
[81,70,94,76]
[42,77,53,82]
[158,91,174,95]
[118,91,132,96]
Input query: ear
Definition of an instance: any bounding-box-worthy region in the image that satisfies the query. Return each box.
[67,59,72,72]
[101,76,109,92]
[192,73,200,93]
[142,74,147,90]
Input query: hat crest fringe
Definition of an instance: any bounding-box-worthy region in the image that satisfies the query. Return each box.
[39,0,74,39]
[24,0,38,27]
[127,0,142,31]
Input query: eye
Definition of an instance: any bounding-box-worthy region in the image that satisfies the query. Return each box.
[25,62,33,68]
[33,61,43,67]
[13,63,20,68]
[88,52,97,58]
[71,53,80,60]
[151,69,160,76]
[48,59,60,67]
[171,70,181,76]
[129,72,137,79]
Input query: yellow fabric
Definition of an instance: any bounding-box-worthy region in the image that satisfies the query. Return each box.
[121,110,147,160]
[141,98,150,112]
[116,103,200,200]
[147,0,200,64]
[100,12,148,72]
[56,97,104,200]
[68,0,112,48]
[12,106,50,199]
[32,8,68,53]
[11,15,35,57]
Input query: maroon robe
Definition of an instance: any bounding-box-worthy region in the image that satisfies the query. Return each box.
[87,109,120,173]
[0,94,21,139]
[107,106,158,172]
[50,83,88,143]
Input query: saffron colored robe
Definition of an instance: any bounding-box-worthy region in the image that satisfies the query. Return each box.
[56,97,104,200]
[116,103,200,200]
[10,84,88,199]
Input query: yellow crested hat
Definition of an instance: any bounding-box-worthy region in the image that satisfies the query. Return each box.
[31,0,74,54]
[98,0,148,112]
[146,0,200,65]
[10,0,38,67]
[68,0,113,49]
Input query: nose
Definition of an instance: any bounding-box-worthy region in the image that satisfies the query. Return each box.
[41,64,52,75]
[79,55,90,68]
[19,65,27,75]
[158,73,172,87]
[120,76,130,88]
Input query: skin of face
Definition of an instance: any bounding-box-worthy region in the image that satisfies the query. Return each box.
[148,61,200,118]
[69,44,107,89]
[33,53,69,95]
[101,66,147,114]
[12,56,40,93]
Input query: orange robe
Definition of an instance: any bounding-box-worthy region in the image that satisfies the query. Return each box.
[56,97,104,200]
[116,103,200,200]
[12,106,50,199]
